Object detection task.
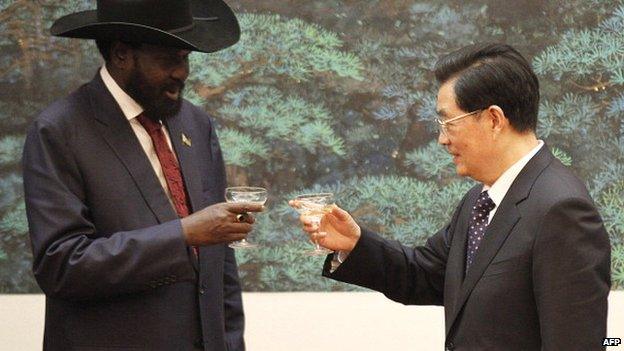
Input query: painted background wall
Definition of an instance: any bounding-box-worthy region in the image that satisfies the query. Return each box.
[1,0,623,293]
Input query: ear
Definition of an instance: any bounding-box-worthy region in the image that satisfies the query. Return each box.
[486,105,508,133]
[110,41,135,71]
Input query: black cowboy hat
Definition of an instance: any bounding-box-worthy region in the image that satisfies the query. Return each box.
[50,0,240,53]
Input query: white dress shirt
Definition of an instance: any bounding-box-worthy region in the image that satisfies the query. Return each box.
[482,140,544,224]
[100,65,176,204]
[332,140,545,271]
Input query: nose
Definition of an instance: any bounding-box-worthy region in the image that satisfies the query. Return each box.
[171,60,189,82]
[438,130,450,145]
[171,51,190,82]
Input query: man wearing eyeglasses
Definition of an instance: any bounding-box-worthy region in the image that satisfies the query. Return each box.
[296,43,611,350]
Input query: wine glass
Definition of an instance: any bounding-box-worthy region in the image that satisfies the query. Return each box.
[225,186,267,249]
[293,192,334,256]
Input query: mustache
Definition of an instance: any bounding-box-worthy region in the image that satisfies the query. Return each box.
[163,81,185,93]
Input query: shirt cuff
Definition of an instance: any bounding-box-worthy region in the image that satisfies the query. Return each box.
[329,250,351,273]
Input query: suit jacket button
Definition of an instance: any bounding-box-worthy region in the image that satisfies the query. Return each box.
[199,288,205,295]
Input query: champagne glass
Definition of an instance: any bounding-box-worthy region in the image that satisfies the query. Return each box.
[293,192,334,256]
[225,186,267,249]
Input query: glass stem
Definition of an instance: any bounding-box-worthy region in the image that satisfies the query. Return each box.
[313,227,325,251]
[312,219,321,250]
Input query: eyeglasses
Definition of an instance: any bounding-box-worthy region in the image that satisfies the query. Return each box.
[435,109,482,137]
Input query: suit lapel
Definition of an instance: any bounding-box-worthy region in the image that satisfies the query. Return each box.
[87,75,178,224]
[446,146,554,335]
[165,107,209,273]
[444,185,480,334]
[163,111,204,215]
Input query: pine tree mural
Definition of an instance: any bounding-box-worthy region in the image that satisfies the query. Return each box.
[0,0,622,291]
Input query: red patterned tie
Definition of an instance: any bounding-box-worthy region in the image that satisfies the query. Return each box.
[137,114,190,217]
[137,114,197,255]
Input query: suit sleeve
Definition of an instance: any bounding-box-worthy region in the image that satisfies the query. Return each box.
[22,118,196,300]
[532,197,611,350]
[322,189,475,306]
[321,190,472,305]
[322,225,452,306]
[207,123,246,351]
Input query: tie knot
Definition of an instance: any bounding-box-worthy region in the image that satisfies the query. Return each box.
[475,191,495,214]
[137,113,162,134]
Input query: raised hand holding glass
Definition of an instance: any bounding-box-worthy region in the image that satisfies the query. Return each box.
[225,186,267,249]
[293,192,334,256]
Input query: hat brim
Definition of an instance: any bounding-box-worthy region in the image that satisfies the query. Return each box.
[50,0,240,53]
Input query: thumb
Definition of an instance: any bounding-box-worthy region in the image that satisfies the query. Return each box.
[330,205,352,222]
[324,206,353,228]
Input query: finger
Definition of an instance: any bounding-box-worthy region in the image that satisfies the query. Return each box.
[309,231,325,243]
[315,233,329,246]
[324,212,361,245]
[314,231,328,239]
[235,213,255,224]
[224,223,253,234]
[299,216,320,229]
[288,199,301,209]
[308,235,317,244]
[311,233,332,249]
[302,223,318,233]
[330,205,352,221]
[300,219,316,227]
[299,218,317,230]
[227,202,265,213]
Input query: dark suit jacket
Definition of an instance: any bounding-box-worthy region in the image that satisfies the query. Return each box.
[22,74,244,351]
[324,147,611,351]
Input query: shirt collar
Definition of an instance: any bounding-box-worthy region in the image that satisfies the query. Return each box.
[100,65,144,121]
[483,140,544,207]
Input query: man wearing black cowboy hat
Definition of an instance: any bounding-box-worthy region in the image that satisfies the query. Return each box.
[22,1,261,350]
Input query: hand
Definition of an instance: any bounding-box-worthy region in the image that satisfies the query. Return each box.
[181,202,264,246]
[289,201,361,252]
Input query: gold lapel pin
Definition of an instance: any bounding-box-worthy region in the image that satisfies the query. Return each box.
[181,133,192,147]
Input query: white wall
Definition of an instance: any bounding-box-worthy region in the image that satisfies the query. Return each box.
[1,292,622,350]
